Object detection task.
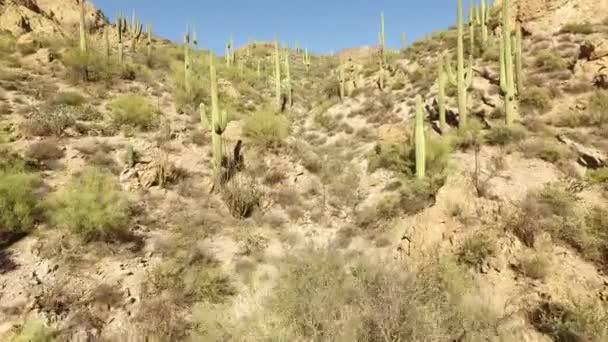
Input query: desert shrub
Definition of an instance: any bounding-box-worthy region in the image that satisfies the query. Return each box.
[560,22,596,35]
[6,318,58,342]
[521,139,571,163]
[314,112,340,132]
[109,94,159,130]
[47,168,129,241]
[556,90,608,127]
[517,252,551,280]
[534,50,568,72]
[245,249,501,341]
[49,91,87,107]
[563,81,594,94]
[529,300,608,342]
[220,175,261,219]
[263,169,287,186]
[450,121,484,150]
[24,140,64,162]
[484,125,527,146]
[0,167,40,237]
[243,107,290,148]
[21,105,76,137]
[61,47,115,82]
[457,232,496,268]
[519,86,554,114]
[0,32,16,54]
[587,168,608,184]
[369,137,451,179]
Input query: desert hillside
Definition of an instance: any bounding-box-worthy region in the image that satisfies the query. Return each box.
[1,0,607,341]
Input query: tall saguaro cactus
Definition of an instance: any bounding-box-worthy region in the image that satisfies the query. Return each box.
[146,22,152,57]
[209,56,228,179]
[415,95,426,180]
[500,0,515,125]
[103,27,110,59]
[437,57,448,132]
[274,39,282,109]
[401,32,407,51]
[445,0,473,127]
[338,60,346,101]
[284,48,292,107]
[514,21,524,95]
[79,0,87,53]
[468,0,476,54]
[184,28,191,94]
[480,0,490,50]
[380,12,386,63]
[117,13,125,64]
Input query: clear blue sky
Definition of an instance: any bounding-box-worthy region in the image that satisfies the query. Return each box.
[91,1,473,54]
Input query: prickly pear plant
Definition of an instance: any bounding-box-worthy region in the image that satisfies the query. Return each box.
[274,39,282,108]
[209,56,228,180]
[500,0,516,125]
[415,95,426,179]
[79,0,87,53]
[444,0,473,127]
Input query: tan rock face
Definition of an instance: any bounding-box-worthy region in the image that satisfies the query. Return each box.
[494,0,607,34]
[0,0,107,37]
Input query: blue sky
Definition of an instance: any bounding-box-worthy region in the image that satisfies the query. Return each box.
[91,1,469,54]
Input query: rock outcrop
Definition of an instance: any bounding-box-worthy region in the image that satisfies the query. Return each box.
[0,0,107,37]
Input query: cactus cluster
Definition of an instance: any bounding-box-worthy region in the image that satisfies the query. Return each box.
[469,0,491,52]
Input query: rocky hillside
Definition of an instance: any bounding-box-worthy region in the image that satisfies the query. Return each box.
[0,0,607,341]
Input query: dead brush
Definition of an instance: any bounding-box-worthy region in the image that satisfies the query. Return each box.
[221,174,261,219]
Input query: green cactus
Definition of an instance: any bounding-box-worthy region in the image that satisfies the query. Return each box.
[209,56,228,178]
[104,27,110,59]
[146,22,152,57]
[184,29,191,95]
[338,60,345,101]
[480,0,489,50]
[401,32,406,51]
[79,0,87,53]
[444,0,473,127]
[117,13,125,64]
[380,12,386,63]
[129,10,143,53]
[415,95,426,180]
[304,47,311,71]
[468,0,475,54]
[500,0,515,125]
[514,21,524,95]
[256,59,261,79]
[274,39,282,109]
[192,25,198,48]
[284,48,292,107]
[377,31,385,90]
[437,57,448,132]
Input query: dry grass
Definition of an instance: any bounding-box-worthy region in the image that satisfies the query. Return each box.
[221,174,261,219]
[457,232,497,269]
[529,299,608,341]
[24,140,64,162]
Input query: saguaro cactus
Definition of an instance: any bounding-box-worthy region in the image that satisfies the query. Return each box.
[274,39,282,108]
[445,0,473,127]
[415,95,426,180]
[401,32,407,51]
[209,56,228,179]
[480,0,490,50]
[284,49,292,107]
[184,29,191,94]
[380,12,386,63]
[129,10,143,53]
[500,0,515,125]
[117,13,125,64]
[437,57,448,132]
[338,60,346,101]
[79,0,87,53]
[103,27,110,59]
[146,22,152,57]
[468,0,475,54]
[514,21,524,95]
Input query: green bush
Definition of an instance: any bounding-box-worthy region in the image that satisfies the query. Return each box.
[61,47,115,82]
[47,168,129,241]
[243,107,290,148]
[0,167,40,237]
[109,94,159,130]
[484,125,527,146]
[556,90,608,127]
[560,22,596,34]
[587,168,608,184]
[519,86,554,114]
[7,318,57,342]
[0,32,16,55]
[49,91,87,107]
[458,232,496,268]
[534,50,568,72]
